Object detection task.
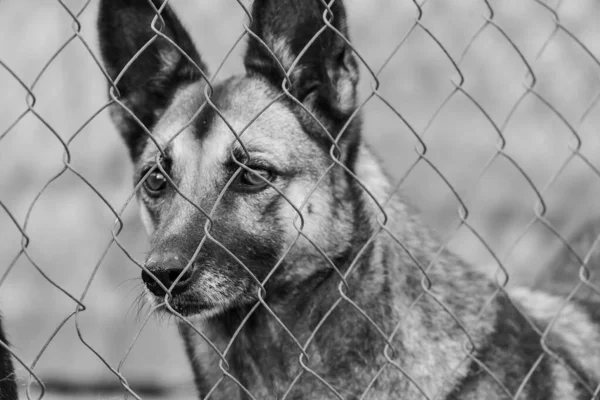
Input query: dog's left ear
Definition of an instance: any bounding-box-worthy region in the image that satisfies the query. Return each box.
[244,0,359,122]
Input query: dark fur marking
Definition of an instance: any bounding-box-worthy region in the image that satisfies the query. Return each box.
[578,299,600,325]
[449,294,553,399]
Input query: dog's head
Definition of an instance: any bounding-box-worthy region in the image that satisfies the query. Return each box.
[98,0,363,318]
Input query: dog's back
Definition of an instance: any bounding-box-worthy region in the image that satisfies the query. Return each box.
[446,289,600,399]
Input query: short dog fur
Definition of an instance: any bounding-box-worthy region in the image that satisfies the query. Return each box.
[98,1,600,398]
[0,317,17,400]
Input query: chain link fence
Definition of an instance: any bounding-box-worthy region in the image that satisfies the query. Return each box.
[1,0,599,399]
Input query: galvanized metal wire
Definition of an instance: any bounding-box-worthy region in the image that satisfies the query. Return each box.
[0,0,599,399]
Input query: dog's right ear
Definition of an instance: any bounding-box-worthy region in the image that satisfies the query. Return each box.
[97,0,208,160]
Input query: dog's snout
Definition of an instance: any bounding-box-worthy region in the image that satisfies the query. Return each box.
[142,253,193,296]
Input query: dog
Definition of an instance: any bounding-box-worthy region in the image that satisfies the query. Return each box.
[98,0,600,398]
[0,316,17,400]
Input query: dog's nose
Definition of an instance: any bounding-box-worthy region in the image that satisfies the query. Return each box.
[142,252,193,296]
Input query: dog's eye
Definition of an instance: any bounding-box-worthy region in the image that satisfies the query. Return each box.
[234,168,273,192]
[144,170,168,194]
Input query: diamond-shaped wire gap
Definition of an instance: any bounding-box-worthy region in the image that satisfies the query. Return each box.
[73,316,145,400]
[525,37,600,131]
[58,0,117,93]
[56,0,91,30]
[533,222,600,342]
[455,342,514,399]
[533,206,600,300]
[72,305,149,399]
[374,24,464,143]
[511,352,548,399]
[208,303,264,399]
[414,0,494,63]
[0,201,29,284]
[23,311,81,400]
[17,169,83,306]
[0,60,35,142]
[552,3,600,67]
[568,158,600,297]
[514,290,598,397]
[453,21,548,132]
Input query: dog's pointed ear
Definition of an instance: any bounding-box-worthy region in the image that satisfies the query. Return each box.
[97,0,208,160]
[244,0,358,121]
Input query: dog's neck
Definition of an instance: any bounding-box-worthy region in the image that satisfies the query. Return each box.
[180,144,500,399]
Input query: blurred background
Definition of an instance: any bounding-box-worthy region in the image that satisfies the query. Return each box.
[1,0,599,398]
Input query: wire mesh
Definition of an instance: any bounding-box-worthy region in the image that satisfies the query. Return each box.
[0,0,599,399]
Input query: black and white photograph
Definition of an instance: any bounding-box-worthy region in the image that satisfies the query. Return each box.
[0,1,599,399]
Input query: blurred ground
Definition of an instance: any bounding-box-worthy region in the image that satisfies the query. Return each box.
[1,0,600,398]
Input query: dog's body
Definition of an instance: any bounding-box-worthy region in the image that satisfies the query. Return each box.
[98,1,600,399]
[534,220,600,302]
